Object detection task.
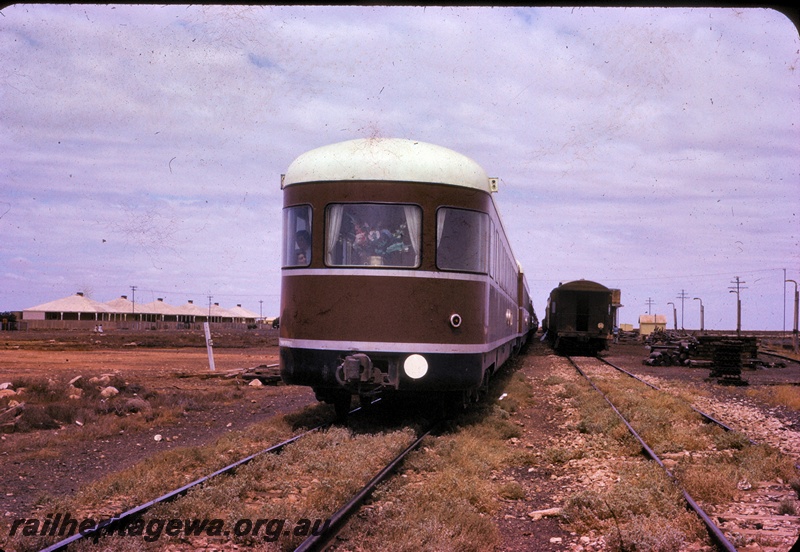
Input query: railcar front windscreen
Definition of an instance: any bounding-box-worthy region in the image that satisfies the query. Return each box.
[325,203,421,267]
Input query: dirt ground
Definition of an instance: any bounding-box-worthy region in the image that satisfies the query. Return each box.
[2,330,799,551]
[0,329,316,522]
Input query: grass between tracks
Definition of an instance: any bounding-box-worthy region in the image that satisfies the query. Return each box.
[554,362,797,552]
[334,363,531,552]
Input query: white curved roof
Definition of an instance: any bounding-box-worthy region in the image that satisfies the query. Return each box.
[283,138,493,192]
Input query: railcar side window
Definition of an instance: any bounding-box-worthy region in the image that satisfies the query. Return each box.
[326,203,421,267]
[282,205,312,267]
[436,208,489,273]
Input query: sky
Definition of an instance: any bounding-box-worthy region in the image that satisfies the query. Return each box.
[1,5,798,331]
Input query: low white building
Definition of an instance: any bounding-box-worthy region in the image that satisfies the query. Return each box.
[23,292,112,321]
[638,314,667,336]
[21,292,263,330]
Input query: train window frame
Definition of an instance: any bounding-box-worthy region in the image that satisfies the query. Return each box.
[324,202,422,268]
[436,207,490,274]
[282,204,312,268]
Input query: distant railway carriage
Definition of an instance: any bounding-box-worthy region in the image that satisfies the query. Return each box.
[543,280,617,354]
[278,138,536,416]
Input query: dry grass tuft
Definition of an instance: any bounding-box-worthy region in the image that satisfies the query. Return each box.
[674,443,797,505]
[542,446,584,465]
[733,443,797,483]
[603,385,712,455]
[498,480,526,500]
[746,385,800,411]
[674,460,739,503]
[608,514,696,552]
[564,462,706,551]
[778,498,797,515]
[712,429,751,451]
[790,478,800,499]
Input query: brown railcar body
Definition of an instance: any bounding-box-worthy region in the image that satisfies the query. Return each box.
[278,139,534,412]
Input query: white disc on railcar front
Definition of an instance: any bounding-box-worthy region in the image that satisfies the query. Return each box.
[403,354,429,379]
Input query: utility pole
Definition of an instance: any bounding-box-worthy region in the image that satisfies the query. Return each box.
[207,295,213,323]
[784,268,787,341]
[667,302,677,331]
[646,297,655,315]
[729,276,747,337]
[676,289,689,330]
[259,300,263,321]
[130,285,137,321]
[786,279,798,354]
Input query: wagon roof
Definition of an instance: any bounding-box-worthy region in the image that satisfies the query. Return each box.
[553,279,611,293]
[282,138,493,192]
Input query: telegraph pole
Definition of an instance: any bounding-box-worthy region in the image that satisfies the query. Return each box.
[676,289,689,330]
[645,297,655,315]
[130,285,137,321]
[786,279,798,354]
[729,277,747,337]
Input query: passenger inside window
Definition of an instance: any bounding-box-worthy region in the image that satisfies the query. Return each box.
[326,204,420,267]
[282,205,311,267]
[294,230,311,265]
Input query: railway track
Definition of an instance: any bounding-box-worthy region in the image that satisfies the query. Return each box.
[38,421,330,552]
[293,421,439,551]
[34,400,437,552]
[567,355,800,552]
[567,356,738,552]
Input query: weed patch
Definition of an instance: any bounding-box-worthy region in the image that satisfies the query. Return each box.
[564,462,705,550]
[746,385,800,411]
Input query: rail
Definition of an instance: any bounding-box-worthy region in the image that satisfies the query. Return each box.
[598,357,753,442]
[293,421,439,552]
[38,420,335,552]
[567,356,738,552]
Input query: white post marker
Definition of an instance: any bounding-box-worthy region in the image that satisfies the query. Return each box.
[204,322,216,371]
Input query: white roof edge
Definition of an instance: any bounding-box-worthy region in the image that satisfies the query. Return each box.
[283,138,493,192]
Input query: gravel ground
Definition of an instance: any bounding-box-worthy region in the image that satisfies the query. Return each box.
[1,331,798,551]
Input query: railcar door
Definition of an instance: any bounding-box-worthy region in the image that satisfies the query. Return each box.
[576,294,590,332]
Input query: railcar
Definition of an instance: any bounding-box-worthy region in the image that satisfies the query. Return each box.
[542,279,616,355]
[278,138,535,416]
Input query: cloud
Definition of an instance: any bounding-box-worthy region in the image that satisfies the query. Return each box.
[0,5,797,328]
